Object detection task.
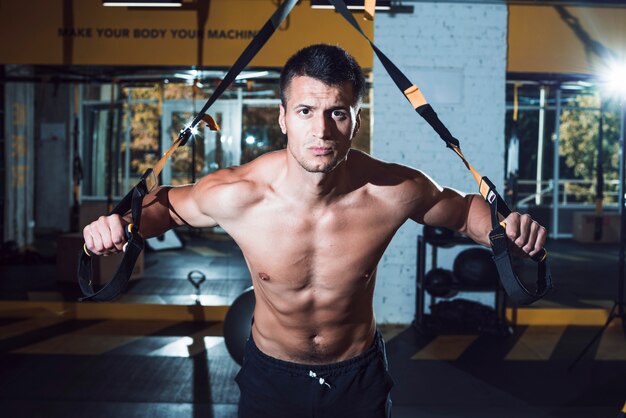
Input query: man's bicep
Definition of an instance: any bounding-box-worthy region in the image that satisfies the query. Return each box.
[168,184,218,228]
[408,173,469,231]
[420,188,470,231]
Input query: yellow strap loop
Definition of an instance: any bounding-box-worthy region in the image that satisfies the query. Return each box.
[364,0,376,20]
[403,85,428,109]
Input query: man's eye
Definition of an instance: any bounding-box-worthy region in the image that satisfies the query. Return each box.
[299,108,310,115]
[332,110,347,119]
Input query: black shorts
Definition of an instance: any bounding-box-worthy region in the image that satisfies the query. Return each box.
[235,330,394,418]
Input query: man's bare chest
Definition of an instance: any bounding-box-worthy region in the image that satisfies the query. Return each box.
[218,197,404,284]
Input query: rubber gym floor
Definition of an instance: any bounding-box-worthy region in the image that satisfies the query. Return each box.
[0,231,625,418]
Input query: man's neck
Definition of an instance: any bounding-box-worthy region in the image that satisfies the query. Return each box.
[278,151,352,206]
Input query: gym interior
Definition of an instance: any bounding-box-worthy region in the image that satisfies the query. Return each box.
[1,1,626,417]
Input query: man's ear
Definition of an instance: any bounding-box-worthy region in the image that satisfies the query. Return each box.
[279,104,287,135]
[352,108,362,138]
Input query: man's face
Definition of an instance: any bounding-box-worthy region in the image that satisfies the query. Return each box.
[279,76,361,174]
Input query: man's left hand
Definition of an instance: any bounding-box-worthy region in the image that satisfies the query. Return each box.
[501,212,547,258]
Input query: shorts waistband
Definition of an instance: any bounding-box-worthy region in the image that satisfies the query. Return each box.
[245,330,385,376]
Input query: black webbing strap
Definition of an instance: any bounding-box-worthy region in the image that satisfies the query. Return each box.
[78,172,148,301]
[482,177,553,306]
[329,0,552,305]
[77,0,299,301]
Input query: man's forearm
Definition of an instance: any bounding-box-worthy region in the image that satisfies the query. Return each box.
[459,194,492,247]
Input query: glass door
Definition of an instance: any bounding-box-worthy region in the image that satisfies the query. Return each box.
[161,99,241,185]
[82,102,124,197]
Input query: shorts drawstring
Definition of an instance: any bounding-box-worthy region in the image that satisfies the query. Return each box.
[308,370,331,389]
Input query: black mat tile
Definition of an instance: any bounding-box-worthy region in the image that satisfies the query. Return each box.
[0,400,238,418]
[0,320,102,353]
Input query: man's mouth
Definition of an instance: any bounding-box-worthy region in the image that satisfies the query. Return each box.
[310,147,333,156]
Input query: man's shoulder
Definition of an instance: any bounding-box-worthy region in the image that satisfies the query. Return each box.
[194,151,283,209]
[348,149,429,190]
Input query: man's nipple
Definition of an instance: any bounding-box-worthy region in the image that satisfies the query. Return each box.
[258,272,270,281]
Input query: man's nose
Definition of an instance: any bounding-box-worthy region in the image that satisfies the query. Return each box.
[312,113,332,139]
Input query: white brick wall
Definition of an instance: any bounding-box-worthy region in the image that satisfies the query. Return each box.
[372,3,508,324]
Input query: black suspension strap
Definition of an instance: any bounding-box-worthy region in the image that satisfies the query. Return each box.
[77,0,300,301]
[328,0,552,305]
[79,0,552,305]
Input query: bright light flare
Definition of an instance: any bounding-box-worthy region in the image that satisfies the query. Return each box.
[174,73,195,80]
[599,59,626,100]
[182,123,199,138]
[235,71,269,80]
[245,135,255,145]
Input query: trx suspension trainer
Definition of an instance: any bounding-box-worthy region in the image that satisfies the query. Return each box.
[78,0,552,306]
[77,0,299,301]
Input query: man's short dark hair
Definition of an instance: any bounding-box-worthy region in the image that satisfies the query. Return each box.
[280,44,366,107]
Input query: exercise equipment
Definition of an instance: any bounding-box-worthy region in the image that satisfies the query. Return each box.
[79,0,552,306]
[187,270,206,305]
[223,286,255,365]
[77,0,299,301]
[326,0,551,305]
[424,268,456,298]
[453,248,499,288]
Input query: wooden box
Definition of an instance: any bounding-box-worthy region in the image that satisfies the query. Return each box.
[572,212,620,244]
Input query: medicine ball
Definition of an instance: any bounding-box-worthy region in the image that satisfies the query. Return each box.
[453,248,499,287]
[424,268,457,298]
[223,286,255,365]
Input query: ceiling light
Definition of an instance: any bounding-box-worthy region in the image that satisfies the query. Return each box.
[235,71,270,80]
[103,0,182,7]
[174,73,195,80]
[599,58,626,100]
[310,0,391,10]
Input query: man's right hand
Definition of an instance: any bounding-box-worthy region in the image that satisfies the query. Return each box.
[83,214,129,256]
